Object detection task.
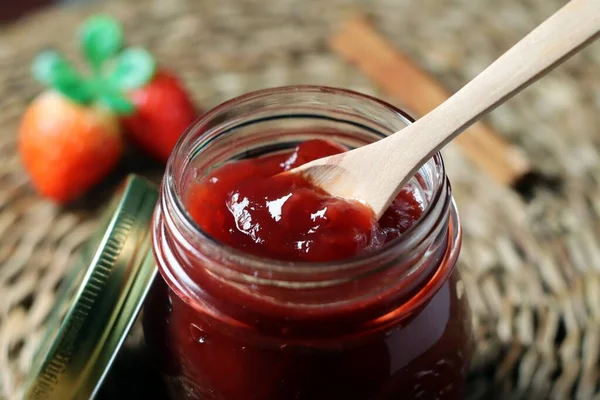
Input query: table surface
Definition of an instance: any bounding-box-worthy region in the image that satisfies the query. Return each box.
[1,0,600,399]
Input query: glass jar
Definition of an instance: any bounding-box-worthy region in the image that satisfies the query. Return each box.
[144,86,472,400]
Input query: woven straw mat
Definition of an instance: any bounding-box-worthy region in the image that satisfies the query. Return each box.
[1,0,600,399]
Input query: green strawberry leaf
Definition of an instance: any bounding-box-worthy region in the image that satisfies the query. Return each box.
[54,75,95,104]
[107,47,156,90]
[54,76,94,104]
[32,50,76,86]
[79,15,123,72]
[98,92,135,115]
[32,50,94,104]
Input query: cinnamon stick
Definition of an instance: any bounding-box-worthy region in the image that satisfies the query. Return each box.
[329,14,531,186]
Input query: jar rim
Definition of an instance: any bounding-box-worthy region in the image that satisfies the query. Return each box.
[164,85,448,275]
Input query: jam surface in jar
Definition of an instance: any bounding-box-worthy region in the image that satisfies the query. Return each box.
[145,138,471,400]
[185,139,422,262]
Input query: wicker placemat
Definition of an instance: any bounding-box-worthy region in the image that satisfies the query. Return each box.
[1,0,599,399]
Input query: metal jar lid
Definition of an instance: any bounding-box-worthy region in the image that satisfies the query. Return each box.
[24,175,159,400]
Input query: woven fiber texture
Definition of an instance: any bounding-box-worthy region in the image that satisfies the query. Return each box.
[1,0,600,399]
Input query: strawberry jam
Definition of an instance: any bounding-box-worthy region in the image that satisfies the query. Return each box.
[185,140,421,263]
[144,86,471,400]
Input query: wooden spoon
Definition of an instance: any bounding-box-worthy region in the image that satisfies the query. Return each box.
[291,0,600,218]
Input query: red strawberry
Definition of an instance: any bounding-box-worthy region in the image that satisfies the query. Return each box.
[20,15,199,203]
[20,16,132,203]
[121,70,198,163]
[19,91,123,203]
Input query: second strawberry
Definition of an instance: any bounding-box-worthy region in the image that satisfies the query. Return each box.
[122,70,198,163]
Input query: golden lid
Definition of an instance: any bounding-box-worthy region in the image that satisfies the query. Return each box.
[24,175,159,400]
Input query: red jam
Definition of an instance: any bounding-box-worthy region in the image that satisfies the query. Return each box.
[145,138,471,400]
[185,139,421,263]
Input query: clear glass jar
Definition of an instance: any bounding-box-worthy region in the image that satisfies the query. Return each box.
[144,86,472,400]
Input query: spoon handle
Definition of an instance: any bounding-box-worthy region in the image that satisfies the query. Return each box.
[388,0,600,169]
[295,0,600,219]
[365,0,600,215]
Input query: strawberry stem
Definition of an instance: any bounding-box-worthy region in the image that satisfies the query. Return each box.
[31,15,157,115]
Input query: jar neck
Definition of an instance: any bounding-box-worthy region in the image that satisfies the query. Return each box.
[152,86,461,336]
